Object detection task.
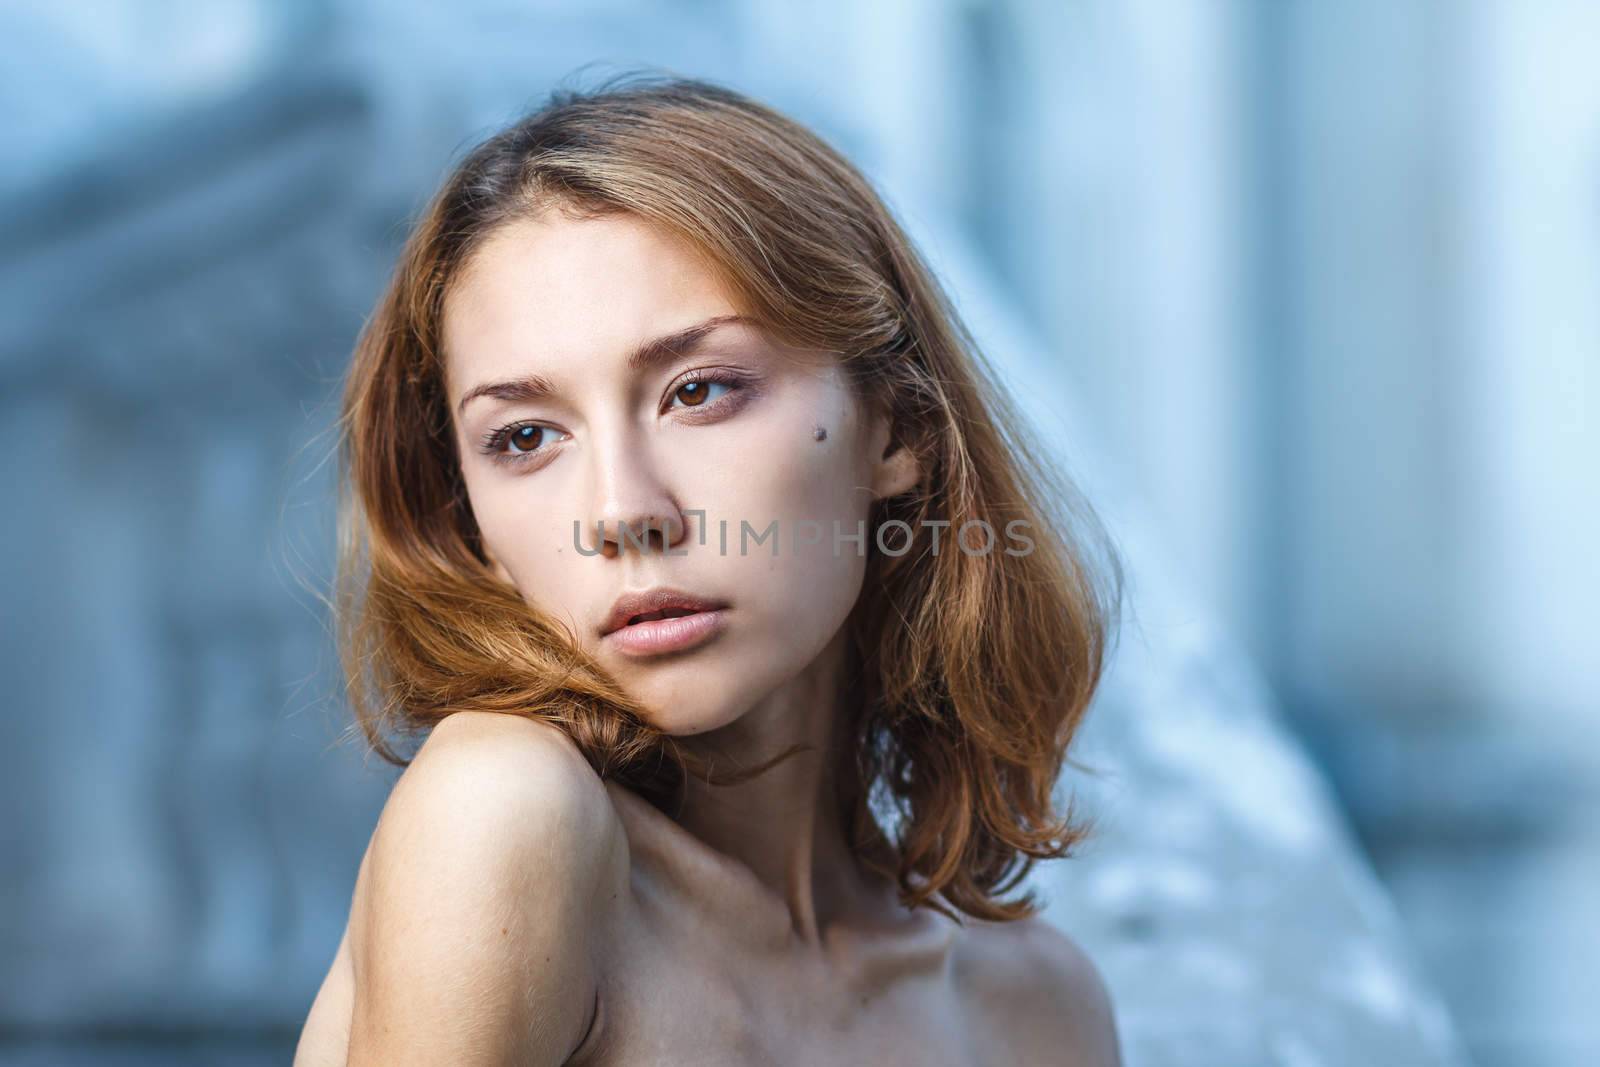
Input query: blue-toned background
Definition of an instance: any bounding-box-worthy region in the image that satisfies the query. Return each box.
[3,3,1595,1066]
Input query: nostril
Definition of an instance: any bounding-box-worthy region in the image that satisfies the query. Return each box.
[608,517,686,556]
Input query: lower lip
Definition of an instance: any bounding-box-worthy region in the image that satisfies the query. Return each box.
[603,608,728,657]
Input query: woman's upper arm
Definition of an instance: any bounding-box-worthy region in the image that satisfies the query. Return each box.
[345,713,627,1066]
[292,920,355,1067]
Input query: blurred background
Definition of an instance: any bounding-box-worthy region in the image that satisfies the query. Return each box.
[1,1,1594,1065]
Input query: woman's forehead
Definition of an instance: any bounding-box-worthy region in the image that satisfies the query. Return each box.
[440,213,745,386]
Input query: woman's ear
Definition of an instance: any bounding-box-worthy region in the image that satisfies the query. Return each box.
[866,405,921,501]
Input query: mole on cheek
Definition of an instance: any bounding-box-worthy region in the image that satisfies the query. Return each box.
[813,426,828,442]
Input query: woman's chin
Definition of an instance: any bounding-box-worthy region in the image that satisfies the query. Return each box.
[637,705,742,739]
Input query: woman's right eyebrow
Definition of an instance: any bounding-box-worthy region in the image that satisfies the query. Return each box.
[455,313,750,416]
[456,370,558,415]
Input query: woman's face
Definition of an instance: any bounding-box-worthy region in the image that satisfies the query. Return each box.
[441,209,917,735]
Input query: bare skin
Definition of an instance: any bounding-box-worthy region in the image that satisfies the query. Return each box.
[293,208,1122,1065]
[294,714,1120,1066]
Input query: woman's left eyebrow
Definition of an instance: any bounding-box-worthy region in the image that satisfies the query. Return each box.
[455,313,751,416]
[627,313,749,371]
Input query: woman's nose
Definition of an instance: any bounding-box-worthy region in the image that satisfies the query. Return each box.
[585,433,688,560]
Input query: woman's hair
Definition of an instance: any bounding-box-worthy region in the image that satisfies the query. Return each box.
[336,70,1123,923]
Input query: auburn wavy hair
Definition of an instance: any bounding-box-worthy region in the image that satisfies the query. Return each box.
[335,71,1123,923]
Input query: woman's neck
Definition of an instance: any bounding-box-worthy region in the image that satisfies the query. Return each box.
[667,623,900,946]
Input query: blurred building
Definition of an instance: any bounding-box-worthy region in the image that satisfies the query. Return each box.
[2,2,1594,1065]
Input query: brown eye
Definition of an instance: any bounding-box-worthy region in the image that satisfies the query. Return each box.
[508,424,544,452]
[668,377,735,411]
[675,380,711,407]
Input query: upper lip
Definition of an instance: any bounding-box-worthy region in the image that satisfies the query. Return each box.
[599,586,728,637]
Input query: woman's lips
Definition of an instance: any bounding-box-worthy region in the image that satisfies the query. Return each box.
[602,607,728,657]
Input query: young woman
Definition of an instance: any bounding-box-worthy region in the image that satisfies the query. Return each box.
[294,73,1124,1066]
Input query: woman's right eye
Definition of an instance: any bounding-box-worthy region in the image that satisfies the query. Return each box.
[506,424,544,453]
[481,421,553,465]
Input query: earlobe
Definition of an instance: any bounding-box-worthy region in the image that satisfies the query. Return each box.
[874,442,920,500]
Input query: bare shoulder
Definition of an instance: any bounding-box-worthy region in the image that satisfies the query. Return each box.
[398,709,625,845]
[370,710,629,910]
[954,915,1123,1067]
[342,711,629,1066]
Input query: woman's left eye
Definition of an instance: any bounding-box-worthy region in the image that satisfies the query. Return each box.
[667,375,738,411]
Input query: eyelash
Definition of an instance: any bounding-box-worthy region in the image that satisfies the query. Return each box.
[477,368,753,467]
